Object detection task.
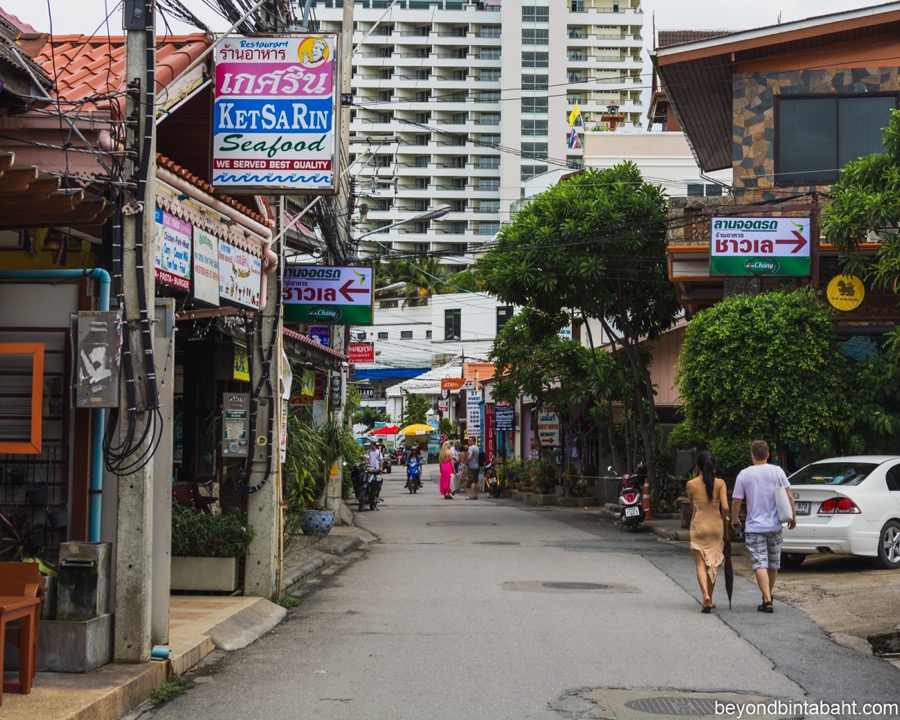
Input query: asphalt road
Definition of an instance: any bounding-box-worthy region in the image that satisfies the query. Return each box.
[145,466,900,720]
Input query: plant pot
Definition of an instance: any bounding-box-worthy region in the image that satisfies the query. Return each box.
[26,483,49,506]
[298,509,335,536]
[171,556,240,592]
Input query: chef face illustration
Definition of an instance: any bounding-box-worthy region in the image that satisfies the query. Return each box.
[299,37,329,67]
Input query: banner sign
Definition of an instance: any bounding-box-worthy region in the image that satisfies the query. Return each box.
[710,217,810,276]
[219,241,262,309]
[213,34,338,194]
[537,410,560,447]
[349,342,375,363]
[283,265,374,324]
[495,403,514,431]
[155,208,191,290]
[192,228,220,306]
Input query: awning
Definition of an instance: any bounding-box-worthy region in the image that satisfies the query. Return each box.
[352,367,430,381]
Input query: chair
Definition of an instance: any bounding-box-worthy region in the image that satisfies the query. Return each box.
[172,481,218,514]
[0,561,44,705]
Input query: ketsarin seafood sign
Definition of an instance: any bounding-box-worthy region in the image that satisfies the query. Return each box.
[213,34,338,193]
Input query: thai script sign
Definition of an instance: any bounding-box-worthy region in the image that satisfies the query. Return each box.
[710,217,810,276]
[219,241,262,309]
[349,342,375,363]
[213,35,338,193]
[192,228,220,306]
[309,326,330,346]
[495,402,514,432]
[283,265,374,324]
[537,410,559,447]
[155,208,191,290]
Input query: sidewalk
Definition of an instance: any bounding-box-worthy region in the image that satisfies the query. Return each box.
[0,524,370,720]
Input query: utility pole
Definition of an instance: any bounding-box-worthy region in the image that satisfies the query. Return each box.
[115,0,158,662]
[244,0,284,598]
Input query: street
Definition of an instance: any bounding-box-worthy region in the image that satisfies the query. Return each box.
[144,466,900,720]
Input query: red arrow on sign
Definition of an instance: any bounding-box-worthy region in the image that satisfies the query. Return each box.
[339,278,369,302]
[775,230,808,254]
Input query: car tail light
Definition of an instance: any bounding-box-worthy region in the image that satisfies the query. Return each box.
[818,497,861,514]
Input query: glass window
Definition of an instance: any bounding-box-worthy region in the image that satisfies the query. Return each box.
[777,95,896,184]
[482,48,501,60]
[522,28,549,44]
[788,461,878,486]
[479,157,500,169]
[522,6,549,21]
[522,97,548,113]
[496,305,514,333]
[885,465,900,492]
[522,74,548,90]
[445,309,461,340]
[522,52,549,68]
[378,331,389,340]
[401,331,413,339]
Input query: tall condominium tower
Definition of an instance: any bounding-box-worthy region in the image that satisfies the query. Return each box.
[309,0,644,262]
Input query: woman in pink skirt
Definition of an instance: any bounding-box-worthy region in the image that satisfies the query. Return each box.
[439,441,454,499]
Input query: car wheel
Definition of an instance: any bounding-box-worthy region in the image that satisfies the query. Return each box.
[781,553,806,569]
[874,520,900,569]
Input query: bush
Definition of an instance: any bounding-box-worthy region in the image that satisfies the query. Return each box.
[171,504,253,557]
[531,460,557,493]
[497,457,529,485]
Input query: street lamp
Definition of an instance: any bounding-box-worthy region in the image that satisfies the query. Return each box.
[354,204,451,243]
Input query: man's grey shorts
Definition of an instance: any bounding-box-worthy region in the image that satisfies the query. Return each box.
[745,530,783,570]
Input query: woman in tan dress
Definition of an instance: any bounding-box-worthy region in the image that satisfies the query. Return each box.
[686,451,729,613]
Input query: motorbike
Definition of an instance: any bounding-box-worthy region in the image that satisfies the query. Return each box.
[357,464,383,511]
[405,455,422,493]
[610,464,646,531]
[484,462,503,498]
[381,447,392,474]
[350,460,367,500]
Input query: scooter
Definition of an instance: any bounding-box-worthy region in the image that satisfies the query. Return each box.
[610,464,646,531]
[484,462,503,498]
[357,465,383,511]
[405,455,422,493]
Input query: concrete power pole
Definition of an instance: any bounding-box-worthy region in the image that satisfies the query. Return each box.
[115,0,158,662]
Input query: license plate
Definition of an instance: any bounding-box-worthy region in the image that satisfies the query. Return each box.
[625,506,641,517]
[795,501,810,516]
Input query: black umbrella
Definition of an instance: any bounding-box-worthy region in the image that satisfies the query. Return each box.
[723,517,734,609]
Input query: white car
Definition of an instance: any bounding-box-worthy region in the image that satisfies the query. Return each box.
[780,456,900,569]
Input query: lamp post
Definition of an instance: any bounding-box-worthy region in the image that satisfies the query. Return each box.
[353,204,451,252]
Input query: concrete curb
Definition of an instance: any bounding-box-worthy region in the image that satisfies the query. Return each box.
[282,535,363,591]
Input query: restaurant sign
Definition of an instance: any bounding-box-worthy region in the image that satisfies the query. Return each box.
[710,217,810,277]
[155,208,191,290]
[212,34,338,194]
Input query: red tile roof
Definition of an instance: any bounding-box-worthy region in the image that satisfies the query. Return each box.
[16,32,210,117]
[0,8,37,34]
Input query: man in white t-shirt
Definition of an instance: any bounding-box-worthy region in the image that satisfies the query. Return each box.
[731,440,796,614]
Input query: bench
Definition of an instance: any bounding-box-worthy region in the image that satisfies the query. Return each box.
[172,481,218,514]
[0,562,43,705]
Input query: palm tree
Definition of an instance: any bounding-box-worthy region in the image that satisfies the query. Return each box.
[396,256,448,306]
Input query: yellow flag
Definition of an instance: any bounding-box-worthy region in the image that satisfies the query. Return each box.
[568,102,580,127]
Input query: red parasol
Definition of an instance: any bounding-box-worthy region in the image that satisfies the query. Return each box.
[371,425,399,436]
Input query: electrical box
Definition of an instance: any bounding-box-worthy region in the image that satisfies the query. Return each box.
[74,312,119,408]
[222,392,249,458]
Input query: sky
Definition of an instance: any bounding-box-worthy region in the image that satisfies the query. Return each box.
[0,0,876,37]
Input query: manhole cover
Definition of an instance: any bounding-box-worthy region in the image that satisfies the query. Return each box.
[473,541,519,546]
[625,697,719,716]
[427,521,497,527]
[542,581,609,590]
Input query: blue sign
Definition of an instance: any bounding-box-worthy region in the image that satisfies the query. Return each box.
[495,403,515,431]
[309,326,330,346]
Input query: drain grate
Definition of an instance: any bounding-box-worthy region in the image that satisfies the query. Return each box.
[542,581,609,590]
[625,697,719,716]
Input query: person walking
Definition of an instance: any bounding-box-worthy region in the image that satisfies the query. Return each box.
[439,441,454,499]
[686,451,729,613]
[465,437,480,500]
[731,440,796,614]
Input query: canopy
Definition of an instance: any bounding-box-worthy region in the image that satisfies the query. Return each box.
[399,423,434,436]
[371,425,399,436]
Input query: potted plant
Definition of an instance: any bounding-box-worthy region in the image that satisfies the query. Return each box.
[170,504,253,592]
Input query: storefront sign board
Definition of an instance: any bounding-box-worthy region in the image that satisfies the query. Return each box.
[283,265,374,324]
[710,217,810,276]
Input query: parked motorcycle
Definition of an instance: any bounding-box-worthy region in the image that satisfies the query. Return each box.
[357,465,383,511]
[484,462,503,498]
[381,447,392,474]
[350,460,367,501]
[405,454,422,493]
[610,464,646,531]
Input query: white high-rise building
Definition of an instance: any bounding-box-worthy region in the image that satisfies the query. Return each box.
[309,0,644,261]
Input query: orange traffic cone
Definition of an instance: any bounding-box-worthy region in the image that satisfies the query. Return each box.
[642,477,654,520]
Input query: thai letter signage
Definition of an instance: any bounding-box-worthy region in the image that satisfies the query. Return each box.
[283,265,374,324]
[710,217,810,277]
[213,34,339,194]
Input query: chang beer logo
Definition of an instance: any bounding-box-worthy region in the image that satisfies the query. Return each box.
[743,258,780,274]
[308,306,342,321]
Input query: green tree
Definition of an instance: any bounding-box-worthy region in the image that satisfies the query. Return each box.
[821,108,900,359]
[837,352,900,455]
[400,392,430,428]
[353,405,391,429]
[477,163,680,484]
[677,289,848,465]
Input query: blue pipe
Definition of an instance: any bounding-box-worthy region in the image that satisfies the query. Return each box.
[0,269,111,542]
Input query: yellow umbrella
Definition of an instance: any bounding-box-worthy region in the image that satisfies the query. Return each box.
[399,423,434,436]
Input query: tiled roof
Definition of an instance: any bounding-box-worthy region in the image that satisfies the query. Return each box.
[656,30,732,49]
[0,8,37,34]
[157,153,270,227]
[16,32,210,117]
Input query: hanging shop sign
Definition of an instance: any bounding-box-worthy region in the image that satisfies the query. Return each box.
[192,228,220,306]
[219,240,262,309]
[484,403,495,464]
[283,265,374,324]
[710,217,810,277]
[826,274,865,312]
[309,326,330,346]
[155,208,192,290]
[349,342,375,363]
[441,377,466,392]
[212,34,338,194]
